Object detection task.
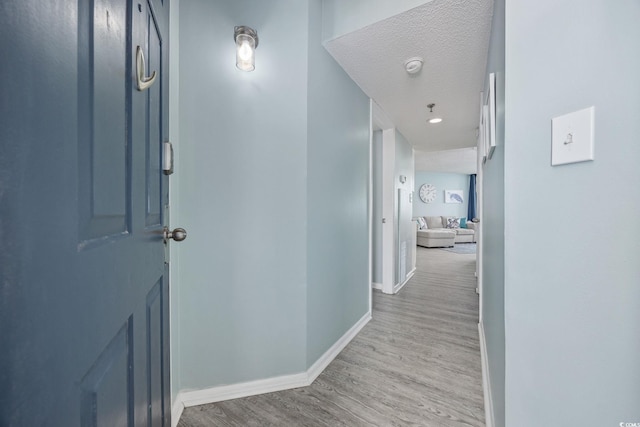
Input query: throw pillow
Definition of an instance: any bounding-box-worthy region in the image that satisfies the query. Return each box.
[459,217,467,228]
[416,217,427,230]
[446,217,460,229]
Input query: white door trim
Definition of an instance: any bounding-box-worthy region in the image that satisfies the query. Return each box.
[478,322,495,427]
[381,128,396,294]
[368,100,373,312]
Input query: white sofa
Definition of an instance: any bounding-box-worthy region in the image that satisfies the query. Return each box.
[416,216,477,248]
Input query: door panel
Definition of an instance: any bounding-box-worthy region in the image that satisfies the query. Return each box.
[80,320,134,427]
[146,280,164,427]
[0,0,171,425]
[78,0,131,243]
[144,6,163,228]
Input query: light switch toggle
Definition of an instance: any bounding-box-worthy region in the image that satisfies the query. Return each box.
[551,106,595,166]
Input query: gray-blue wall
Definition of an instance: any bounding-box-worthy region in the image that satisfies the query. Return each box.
[173,0,370,396]
[176,0,309,390]
[505,0,640,425]
[306,0,370,366]
[169,0,181,404]
[413,172,469,218]
[481,0,505,424]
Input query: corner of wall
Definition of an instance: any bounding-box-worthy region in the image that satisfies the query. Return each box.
[306,0,370,367]
[480,0,505,424]
[172,2,369,423]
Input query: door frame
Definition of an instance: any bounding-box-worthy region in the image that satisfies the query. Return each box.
[371,101,397,295]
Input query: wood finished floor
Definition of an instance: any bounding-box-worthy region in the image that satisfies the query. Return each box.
[178,246,484,427]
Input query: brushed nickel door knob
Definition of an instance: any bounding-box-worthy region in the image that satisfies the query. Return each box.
[164,227,187,243]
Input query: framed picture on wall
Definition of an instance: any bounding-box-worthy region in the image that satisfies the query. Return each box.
[487,72,497,159]
[478,91,486,164]
[482,105,490,163]
[444,190,464,204]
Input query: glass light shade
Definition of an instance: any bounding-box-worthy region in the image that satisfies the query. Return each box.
[429,117,443,124]
[235,34,255,72]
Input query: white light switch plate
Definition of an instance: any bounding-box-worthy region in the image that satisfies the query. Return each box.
[551,106,595,166]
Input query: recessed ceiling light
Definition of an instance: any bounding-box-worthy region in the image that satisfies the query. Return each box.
[404,57,424,74]
[427,103,442,124]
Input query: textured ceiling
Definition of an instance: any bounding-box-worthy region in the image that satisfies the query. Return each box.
[415,147,477,174]
[325,0,493,152]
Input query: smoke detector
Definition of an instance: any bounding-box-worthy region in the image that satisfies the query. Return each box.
[404,57,424,75]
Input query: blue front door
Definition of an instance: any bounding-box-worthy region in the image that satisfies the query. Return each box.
[0,0,171,425]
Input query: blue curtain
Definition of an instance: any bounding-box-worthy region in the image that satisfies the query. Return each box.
[467,174,477,220]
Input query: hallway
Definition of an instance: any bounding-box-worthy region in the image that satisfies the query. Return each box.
[178,246,484,426]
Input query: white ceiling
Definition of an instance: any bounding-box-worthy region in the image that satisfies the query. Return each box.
[415,147,477,174]
[325,0,493,154]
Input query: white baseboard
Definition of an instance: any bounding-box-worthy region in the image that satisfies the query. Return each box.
[393,267,415,294]
[180,372,309,408]
[478,322,495,427]
[174,311,372,422]
[371,282,383,290]
[171,397,184,427]
[307,311,371,383]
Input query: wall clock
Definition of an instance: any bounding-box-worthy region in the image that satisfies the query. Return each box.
[419,184,436,203]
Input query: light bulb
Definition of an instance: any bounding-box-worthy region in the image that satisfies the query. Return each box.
[238,40,253,61]
[235,33,255,71]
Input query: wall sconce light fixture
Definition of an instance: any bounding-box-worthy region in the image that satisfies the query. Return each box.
[234,26,259,72]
